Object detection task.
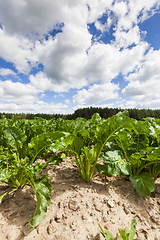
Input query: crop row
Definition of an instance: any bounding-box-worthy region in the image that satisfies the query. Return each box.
[0,111,160,229]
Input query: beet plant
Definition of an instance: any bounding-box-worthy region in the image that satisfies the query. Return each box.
[0,124,65,229]
[96,117,160,196]
[65,111,131,182]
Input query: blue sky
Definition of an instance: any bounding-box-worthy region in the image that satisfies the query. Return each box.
[0,0,160,114]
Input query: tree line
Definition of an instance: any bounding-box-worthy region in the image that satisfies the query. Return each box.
[1,107,160,120]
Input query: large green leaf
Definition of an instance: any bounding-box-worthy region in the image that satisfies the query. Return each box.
[28,131,65,163]
[96,151,130,177]
[51,132,70,152]
[66,136,84,157]
[129,172,155,196]
[0,168,12,182]
[28,174,52,229]
[5,127,27,158]
[94,111,131,146]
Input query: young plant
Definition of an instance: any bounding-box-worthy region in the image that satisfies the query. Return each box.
[0,126,65,229]
[99,219,141,240]
[65,111,131,182]
[117,219,141,240]
[97,119,156,196]
[98,223,114,240]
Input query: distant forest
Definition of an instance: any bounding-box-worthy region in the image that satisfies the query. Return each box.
[1,107,160,120]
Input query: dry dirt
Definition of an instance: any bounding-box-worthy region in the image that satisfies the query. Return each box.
[0,156,160,240]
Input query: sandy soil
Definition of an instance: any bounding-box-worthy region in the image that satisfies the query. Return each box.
[0,156,160,240]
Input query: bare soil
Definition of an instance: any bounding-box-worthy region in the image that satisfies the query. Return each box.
[0,156,160,240]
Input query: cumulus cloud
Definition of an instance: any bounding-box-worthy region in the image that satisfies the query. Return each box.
[29,71,85,93]
[0,101,69,114]
[0,80,39,101]
[122,48,160,108]
[0,0,65,37]
[0,29,38,73]
[0,68,16,76]
[0,0,160,113]
[87,0,113,23]
[73,82,119,105]
[37,24,91,88]
[82,41,149,84]
[0,78,69,113]
[113,0,160,32]
[125,48,160,83]
[113,25,142,49]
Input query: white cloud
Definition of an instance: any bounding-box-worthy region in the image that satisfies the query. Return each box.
[29,71,83,93]
[73,82,119,105]
[87,0,113,23]
[0,78,69,113]
[112,1,128,18]
[0,101,69,114]
[0,68,16,76]
[82,41,149,84]
[95,21,108,33]
[0,80,39,102]
[113,0,160,32]
[65,99,71,104]
[0,29,38,73]
[113,25,141,48]
[122,75,160,109]
[0,0,64,37]
[122,48,160,109]
[38,23,91,88]
[108,0,160,50]
[125,48,160,83]
[0,0,160,113]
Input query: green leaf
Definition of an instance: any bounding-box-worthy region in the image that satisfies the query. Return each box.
[118,228,127,239]
[51,132,70,152]
[28,174,52,229]
[96,151,130,177]
[91,113,101,122]
[0,189,15,204]
[5,127,27,150]
[33,155,64,176]
[0,169,12,182]
[130,172,155,196]
[129,219,137,240]
[94,111,131,147]
[66,136,84,157]
[98,224,114,240]
[28,131,65,163]
[83,147,97,165]
[125,227,130,235]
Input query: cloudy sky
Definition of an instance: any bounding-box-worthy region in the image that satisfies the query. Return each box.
[0,0,160,114]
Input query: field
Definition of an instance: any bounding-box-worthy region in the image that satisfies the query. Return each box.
[0,112,160,239]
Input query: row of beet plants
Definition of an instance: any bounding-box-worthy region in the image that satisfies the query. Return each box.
[62,111,160,196]
[0,111,160,229]
[0,116,67,229]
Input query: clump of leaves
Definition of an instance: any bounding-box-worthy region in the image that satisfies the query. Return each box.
[99,219,141,240]
[0,125,66,229]
[65,111,131,182]
[97,117,159,196]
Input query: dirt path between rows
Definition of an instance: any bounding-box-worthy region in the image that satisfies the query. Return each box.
[0,156,160,240]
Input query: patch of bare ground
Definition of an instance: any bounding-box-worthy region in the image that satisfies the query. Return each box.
[0,156,160,240]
